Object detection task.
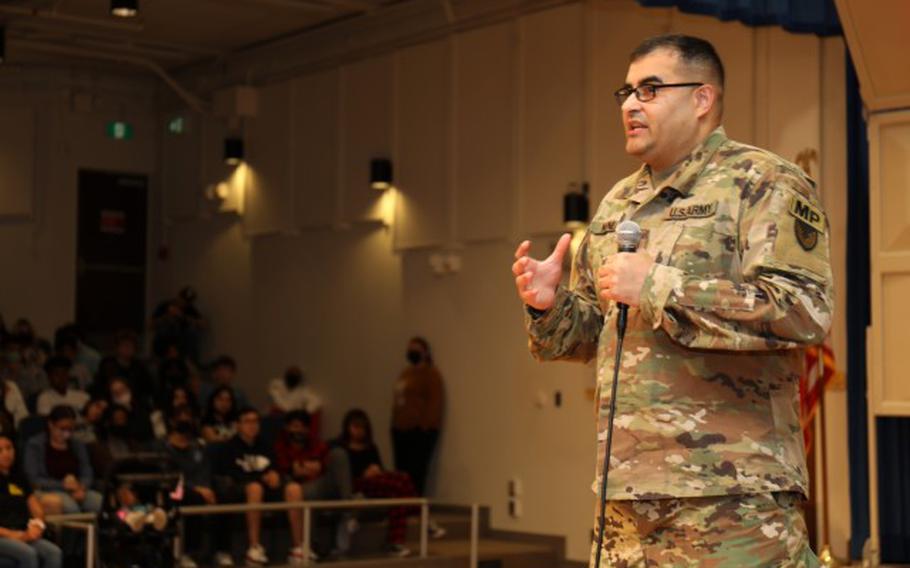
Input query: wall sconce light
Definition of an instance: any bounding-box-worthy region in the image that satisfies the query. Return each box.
[224,137,244,166]
[370,158,393,190]
[563,182,589,230]
[111,0,139,17]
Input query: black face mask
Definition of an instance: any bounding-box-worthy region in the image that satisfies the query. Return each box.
[284,372,303,390]
[291,432,309,444]
[175,420,195,436]
[406,350,423,365]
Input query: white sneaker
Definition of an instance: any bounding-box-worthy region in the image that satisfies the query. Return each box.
[288,545,318,565]
[386,543,412,558]
[178,555,198,568]
[429,519,447,539]
[245,544,269,566]
[214,552,234,567]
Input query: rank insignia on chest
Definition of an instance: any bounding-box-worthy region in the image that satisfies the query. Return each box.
[665,200,718,220]
[788,195,824,251]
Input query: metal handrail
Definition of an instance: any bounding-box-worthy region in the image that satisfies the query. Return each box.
[46,497,482,568]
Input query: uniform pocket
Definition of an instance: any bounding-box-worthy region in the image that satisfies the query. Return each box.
[667,221,737,278]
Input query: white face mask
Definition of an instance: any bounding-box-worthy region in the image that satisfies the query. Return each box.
[114,393,132,407]
[58,430,72,441]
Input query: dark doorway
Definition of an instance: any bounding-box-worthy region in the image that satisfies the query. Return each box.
[76,170,148,340]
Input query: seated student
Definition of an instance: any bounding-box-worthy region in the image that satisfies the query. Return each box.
[23,405,102,514]
[151,385,199,440]
[35,357,89,417]
[73,398,107,445]
[53,333,92,391]
[268,367,323,437]
[2,374,28,427]
[93,330,154,407]
[274,410,351,500]
[0,432,62,568]
[104,377,154,443]
[333,409,420,557]
[214,407,308,566]
[157,405,214,568]
[89,404,146,479]
[200,385,238,444]
[198,356,249,413]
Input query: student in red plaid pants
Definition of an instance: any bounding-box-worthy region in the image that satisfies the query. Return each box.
[335,409,419,555]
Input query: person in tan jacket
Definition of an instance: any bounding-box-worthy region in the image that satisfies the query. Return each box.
[391,337,444,497]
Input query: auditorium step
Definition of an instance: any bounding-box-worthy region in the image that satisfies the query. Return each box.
[318,505,565,567]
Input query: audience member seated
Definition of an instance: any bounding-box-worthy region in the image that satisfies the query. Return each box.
[36,357,89,418]
[200,385,238,444]
[158,404,214,568]
[89,404,147,479]
[268,367,322,437]
[151,385,199,439]
[214,407,308,566]
[14,340,51,408]
[23,405,102,515]
[104,377,154,443]
[275,410,351,500]
[53,325,100,379]
[73,399,107,445]
[199,356,249,413]
[0,432,62,568]
[155,342,196,401]
[2,374,28,428]
[334,409,419,557]
[93,330,154,408]
[151,287,205,364]
[53,332,92,391]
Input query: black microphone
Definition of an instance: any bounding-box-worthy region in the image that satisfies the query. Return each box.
[593,218,641,568]
[614,220,642,335]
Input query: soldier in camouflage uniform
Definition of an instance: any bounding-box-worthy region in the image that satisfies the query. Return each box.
[512,35,832,567]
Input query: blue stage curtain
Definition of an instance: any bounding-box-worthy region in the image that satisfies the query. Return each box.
[636,0,841,36]
[845,52,871,562]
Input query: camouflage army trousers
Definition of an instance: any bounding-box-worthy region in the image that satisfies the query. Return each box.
[589,492,820,567]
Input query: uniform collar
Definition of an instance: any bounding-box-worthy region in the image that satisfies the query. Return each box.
[622,126,728,204]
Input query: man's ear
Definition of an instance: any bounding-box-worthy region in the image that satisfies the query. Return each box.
[694,85,717,119]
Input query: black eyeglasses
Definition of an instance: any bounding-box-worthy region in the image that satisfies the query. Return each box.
[613,82,704,106]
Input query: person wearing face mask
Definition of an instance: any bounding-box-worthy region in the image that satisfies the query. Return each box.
[268,366,323,437]
[105,377,154,443]
[23,405,102,514]
[391,337,444,498]
[157,405,214,568]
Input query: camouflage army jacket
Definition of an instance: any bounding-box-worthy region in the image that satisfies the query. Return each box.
[526,127,834,500]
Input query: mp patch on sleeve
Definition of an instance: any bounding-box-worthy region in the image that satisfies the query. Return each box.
[788,195,825,251]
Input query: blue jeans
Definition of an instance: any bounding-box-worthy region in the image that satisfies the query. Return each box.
[43,490,103,513]
[0,537,62,568]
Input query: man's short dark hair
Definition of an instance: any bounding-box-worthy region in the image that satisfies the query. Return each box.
[212,355,236,371]
[48,405,77,423]
[631,34,725,89]
[238,406,259,420]
[285,409,311,427]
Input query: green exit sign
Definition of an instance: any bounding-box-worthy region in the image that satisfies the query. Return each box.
[168,116,185,134]
[107,121,133,140]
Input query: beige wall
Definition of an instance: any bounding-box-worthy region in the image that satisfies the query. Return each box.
[0,69,159,339]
